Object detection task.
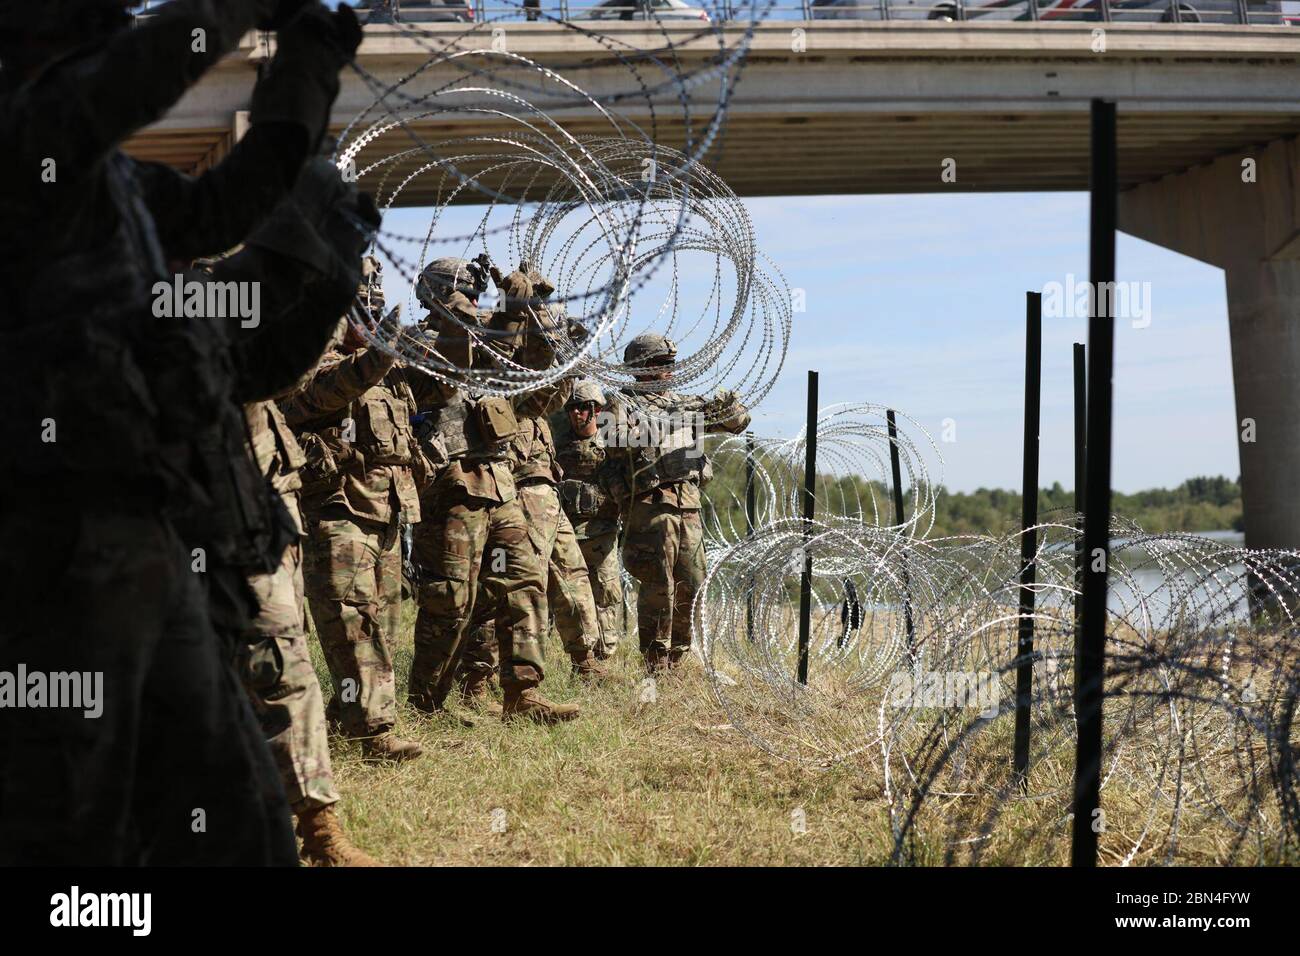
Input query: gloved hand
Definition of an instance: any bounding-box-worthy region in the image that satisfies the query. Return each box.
[375,304,404,346]
[250,3,363,152]
[256,0,314,31]
[245,154,381,300]
[519,260,556,300]
[498,269,535,315]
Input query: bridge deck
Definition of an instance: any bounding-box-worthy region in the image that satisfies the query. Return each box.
[124,22,1300,201]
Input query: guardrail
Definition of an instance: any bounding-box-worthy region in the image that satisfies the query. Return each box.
[129,0,1300,26]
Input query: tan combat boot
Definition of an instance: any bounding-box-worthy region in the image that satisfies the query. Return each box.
[570,651,612,682]
[360,730,424,762]
[502,686,581,725]
[296,805,382,867]
[460,672,503,717]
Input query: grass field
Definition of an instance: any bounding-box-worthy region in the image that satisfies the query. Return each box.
[307,602,1296,866]
[308,603,902,866]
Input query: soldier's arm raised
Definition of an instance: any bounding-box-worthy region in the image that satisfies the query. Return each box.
[281,347,397,426]
[136,5,363,261]
[6,1,310,175]
[213,154,382,403]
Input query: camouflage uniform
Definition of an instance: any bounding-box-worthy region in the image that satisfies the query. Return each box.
[0,0,365,864]
[608,336,751,669]
[282,341,423,741]
[407,261,564,716]
[462,377,604,678]
[243,400,340,812]
[552,384,625,660]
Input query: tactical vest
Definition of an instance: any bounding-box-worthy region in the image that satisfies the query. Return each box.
[623,394,712,496]
[555,431,612,518]
[294,368,417,496]
[415,392,517,469]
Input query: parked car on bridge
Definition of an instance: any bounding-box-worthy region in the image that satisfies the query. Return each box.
[354,0,475,22]
[810,0,1290,22]
[572,0,712,21]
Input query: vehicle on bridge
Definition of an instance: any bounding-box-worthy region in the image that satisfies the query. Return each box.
[571,0,712,20]
[809,0,1293,22]
[354,0,475,22]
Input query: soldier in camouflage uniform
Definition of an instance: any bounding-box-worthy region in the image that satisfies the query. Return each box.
[552,379,625,660]
[0,0,370,864]
[281,258,425,761]
[408,258,580,723]
[243,398,378,866]
[455,307,611,715]
[608,334,752,673]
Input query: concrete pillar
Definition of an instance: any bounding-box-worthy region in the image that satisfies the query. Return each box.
[1119,136,1300,553]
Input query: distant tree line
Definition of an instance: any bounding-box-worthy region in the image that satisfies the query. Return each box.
[701,458,1243,539]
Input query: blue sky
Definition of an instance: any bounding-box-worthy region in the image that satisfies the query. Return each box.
[377,192,1238,495]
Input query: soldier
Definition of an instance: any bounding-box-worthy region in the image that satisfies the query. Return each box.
[454,303,610,715]
[0,0,369,864]
[407,258,580,724]
[553,379,625,661]
[608,334,752,673]
[281,258,425,762]
[243,398,379,866]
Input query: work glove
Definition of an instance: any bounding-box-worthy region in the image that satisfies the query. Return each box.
[250,3,363,153]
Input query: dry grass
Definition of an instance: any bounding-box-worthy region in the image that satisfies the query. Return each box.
[306,602,1296,866]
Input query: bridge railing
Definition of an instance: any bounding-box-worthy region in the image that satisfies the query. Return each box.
[129,0,1300,26]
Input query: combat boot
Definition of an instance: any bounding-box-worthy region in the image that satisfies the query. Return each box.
[502,686,581,725]
[666,646,692,672]
[643,647,669,675]
[570,651,612,682]
[360,730,424,762]
[296,805,382,867]
[460,672,503,717]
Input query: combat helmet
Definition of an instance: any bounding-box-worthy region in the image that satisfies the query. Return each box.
[566,379,606,408]
[416,256,489,309]
[623,333,677,369]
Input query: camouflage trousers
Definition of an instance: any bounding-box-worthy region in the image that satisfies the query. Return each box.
[302,509,402,738]
[244,538,340,813]
[578,531,623,660]
[621,500,706,659]
[0,507,296,865]
[410,487,546,704]
[462,482,599,679]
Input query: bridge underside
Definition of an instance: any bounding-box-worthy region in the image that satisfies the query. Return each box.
[127,111,1300,201]
[125,21,1300,202]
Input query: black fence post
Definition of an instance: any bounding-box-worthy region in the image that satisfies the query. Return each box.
[1073,343,1087,641]
[1073,99,1117,869]
[797,372,818,685]
[746,432,756,644]
[1013,292,1043,788]
[886,409,917,662]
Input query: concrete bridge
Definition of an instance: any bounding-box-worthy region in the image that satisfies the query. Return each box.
[126,21,1300,549]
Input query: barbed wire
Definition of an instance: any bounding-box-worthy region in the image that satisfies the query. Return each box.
[696,409,1299,864]
[332,3,791,410]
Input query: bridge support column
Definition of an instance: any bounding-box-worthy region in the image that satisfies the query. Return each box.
[1119,136,1300,555]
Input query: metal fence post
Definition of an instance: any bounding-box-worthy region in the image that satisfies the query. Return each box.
[886,410,916,664]
[1013,292,1042,789]
[745,432,756,644]
[797,371,818,685]
[1072,98,1117,870]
